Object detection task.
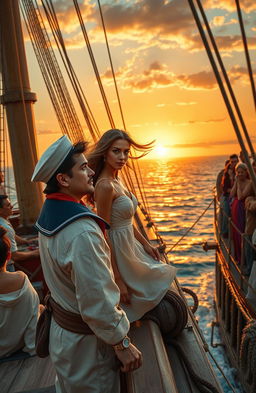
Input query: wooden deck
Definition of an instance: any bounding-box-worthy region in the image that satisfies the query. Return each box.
[124,317,222,393]
[0,355,55,393]
[125,320,178,393]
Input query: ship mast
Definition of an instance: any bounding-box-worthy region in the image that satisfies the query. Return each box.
[0,0,43,228]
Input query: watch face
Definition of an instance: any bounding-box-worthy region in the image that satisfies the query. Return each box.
[123,337,130,348]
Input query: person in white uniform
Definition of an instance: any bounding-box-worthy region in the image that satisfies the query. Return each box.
[88,129,176,322]
[31,136,142,393]
[0,195,39,271]
[0,226,41,358]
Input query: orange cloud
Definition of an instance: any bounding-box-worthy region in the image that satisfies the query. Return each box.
[212,16,226,27]
[25,0,255,55]
[205,0,256,12]
[102,60,254,92]
[176,102,197,106]
[177,71,216,90]
[102,61,216,92]
[170,138,240,148]
[171,118,226,127]
[42,1,95,33]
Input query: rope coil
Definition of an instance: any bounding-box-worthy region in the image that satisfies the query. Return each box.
[142,290,188,337]
[181,287,199,314]
[239,319,256,393]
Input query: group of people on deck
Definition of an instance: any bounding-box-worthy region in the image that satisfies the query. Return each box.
[216,151,256,277]
[0,129,177,393]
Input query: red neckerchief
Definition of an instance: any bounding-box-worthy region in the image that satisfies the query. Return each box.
[46,193,106,235]
[46,193,80,203]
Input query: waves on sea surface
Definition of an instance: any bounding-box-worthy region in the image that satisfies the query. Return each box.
[136,156,242,393]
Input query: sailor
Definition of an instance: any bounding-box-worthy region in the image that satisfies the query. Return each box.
[31,136,142,393]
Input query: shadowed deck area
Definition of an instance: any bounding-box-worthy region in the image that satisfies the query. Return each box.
[0,355,55,393]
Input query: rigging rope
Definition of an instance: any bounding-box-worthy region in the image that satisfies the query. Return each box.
[78,3,152,220]
[42,0,100,143]
[97,0,126,131]
[175,282,238,393]
[0,38,6,175]
[166,338,221,393]
[187,0,256,196]
[195,0,255,161]
[21,0,164,246]
[21,0,84,143]
[166,199,214,254]
[235,0,256,112]
[97,0,153,216]
[73,0,115,129]
[72,0,153,219]
[208,350,239,393]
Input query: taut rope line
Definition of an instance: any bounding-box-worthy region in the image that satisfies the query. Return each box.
[166,199,214,254]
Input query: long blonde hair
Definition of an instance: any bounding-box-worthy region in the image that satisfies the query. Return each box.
[88,129,154,185]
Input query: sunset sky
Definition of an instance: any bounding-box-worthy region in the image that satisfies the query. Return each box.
[23,0,256,158]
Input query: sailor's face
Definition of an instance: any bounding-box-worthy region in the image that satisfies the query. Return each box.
[68,154,95,198]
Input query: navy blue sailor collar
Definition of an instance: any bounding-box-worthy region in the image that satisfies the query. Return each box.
[35,197,109,237]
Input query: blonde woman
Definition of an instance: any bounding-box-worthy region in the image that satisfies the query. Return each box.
[230,162,252,262]
[88,129,176,322]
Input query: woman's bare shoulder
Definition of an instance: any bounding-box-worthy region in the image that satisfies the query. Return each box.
[95,178,115,192]
[0,271,26,293]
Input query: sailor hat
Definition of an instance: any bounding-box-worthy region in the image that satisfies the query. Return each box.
[31,135,73,183]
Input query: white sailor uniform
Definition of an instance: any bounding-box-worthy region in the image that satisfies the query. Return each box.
[37,200,129,393]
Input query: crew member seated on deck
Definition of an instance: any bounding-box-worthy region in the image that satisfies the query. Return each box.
[0,195,39,272]
[0,226,42,358]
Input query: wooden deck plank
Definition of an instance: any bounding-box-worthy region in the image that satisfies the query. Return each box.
[125,320,178,393]
[166,322,222,393]
[0,356,56,393]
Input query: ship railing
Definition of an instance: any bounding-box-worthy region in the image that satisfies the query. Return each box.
[214,194,256,313]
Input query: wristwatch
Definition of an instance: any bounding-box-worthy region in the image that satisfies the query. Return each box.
[113,336,131,350]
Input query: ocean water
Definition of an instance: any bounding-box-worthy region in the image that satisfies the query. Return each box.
[135,156,242,393]
[6,155,242,392]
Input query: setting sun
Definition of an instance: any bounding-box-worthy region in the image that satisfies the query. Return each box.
[153,144,169,158]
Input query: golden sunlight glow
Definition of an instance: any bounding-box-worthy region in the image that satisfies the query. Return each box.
[153,144,169,158]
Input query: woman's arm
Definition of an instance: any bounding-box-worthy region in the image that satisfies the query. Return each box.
[133,225,160,260]
[94,180,114,224]
[95,181,130,304]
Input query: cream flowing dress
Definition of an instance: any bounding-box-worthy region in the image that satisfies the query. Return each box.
[107,189,177,322]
